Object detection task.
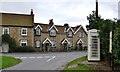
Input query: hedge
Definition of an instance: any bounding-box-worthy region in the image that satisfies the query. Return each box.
[113,27,120,65]
[14,46,35,52]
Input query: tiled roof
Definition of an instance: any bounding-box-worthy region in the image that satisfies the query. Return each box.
[34,23,87,34]
[34,23,65,33]
[1,13,33,27]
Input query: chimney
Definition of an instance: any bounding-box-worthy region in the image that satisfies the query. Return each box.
[49,19,54,26]
[64,23,69,32]
[64,23,69,27]
[31,9,33,15]
[96,0,98,18]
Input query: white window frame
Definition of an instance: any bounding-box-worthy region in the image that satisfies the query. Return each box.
[50,29,56,36]
[20,40,27,46]
[35,41,41,48]
[36,28,41,35]
[21,28,27,36]
[51,41,56,47]
[3,27,9,34]
[68,30,73,37]
[79,32,84,37]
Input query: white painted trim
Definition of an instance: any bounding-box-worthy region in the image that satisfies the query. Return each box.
[21,28,27,36]
[43,38,53,44]
[77,39,84,44]
[66,27,74,33]
[74,25,88,35]
[48,25,58,32]
[74,26,81,34]
[20,40,27,46]
[2,27,9,34]
[61,38,70,44]
[35,24,42,30]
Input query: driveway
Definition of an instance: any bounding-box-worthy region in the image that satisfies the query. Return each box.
[2,51,87,70]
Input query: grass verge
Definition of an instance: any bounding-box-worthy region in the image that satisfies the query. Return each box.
[0,56,21,69]
[62,56,94,71]
[66,56,87,66]
[64,64,93,70]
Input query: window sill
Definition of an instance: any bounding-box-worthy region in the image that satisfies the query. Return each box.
[21,34,27,36]
[35,35,41,36]
[50,35,56,37]
[67,36,73,38]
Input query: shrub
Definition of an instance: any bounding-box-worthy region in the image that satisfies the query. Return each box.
[14,46,35,52]
[1,34,17,52]
[113,28,120,65]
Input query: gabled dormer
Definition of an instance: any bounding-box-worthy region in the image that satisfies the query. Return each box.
[48,19,58,37]
[74,25,87,38]
[35,24,42,36]
[66,27,74,38]
[48,25,58,37]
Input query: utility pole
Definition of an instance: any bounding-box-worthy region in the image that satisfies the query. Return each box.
[96,0,98,18]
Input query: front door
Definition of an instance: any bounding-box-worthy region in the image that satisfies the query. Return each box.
[79,43,82,51]
[45,43,49,52]
[64,43,67,52]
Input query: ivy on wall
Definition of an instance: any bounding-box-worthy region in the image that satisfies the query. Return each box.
[2,34,17,52]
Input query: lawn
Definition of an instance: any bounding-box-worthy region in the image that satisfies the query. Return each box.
[0,56,21,69]
[66,56,87,66]
[62,56,94,71]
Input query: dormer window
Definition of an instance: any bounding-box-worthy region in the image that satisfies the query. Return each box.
[50,29,56,36]
[48,25,58,37]
[79,32,84,37]
[66,27,74,38]
[35,24,42,36]
[67,30,73,37]
[36,28,41,35]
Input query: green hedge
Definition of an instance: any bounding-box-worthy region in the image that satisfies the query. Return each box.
[14,46,35,52]
[113,27,120,65]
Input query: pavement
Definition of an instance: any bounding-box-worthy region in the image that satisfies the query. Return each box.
[1,51,87,70]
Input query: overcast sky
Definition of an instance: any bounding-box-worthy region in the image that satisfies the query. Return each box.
[0,0,119,30]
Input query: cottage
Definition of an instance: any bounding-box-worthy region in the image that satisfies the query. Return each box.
[0,10,88,52]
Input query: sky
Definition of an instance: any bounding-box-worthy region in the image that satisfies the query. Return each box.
[0,0,119,30]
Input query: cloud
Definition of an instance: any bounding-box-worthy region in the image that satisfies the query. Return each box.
[1,0,119,30]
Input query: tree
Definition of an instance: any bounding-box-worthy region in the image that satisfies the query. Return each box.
[99,19,115,58]
[86,11,117,59]
[86,11,102,30]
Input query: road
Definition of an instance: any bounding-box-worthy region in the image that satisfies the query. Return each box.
[2,51,87,70]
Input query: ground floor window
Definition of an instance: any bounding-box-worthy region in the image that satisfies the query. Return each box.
[35,41,41,48]
[20,40,27,46]
[51,41,56,47]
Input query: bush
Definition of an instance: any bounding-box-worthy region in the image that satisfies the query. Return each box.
[113,28,120,65]
[1,34,17,52]
[14,46,35,52]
